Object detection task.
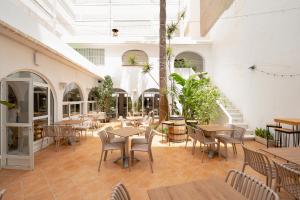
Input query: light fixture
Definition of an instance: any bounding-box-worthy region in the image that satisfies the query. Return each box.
[248,65,256,70]
[112,28,119,37]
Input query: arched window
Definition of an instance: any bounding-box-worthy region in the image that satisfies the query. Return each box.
[63,83,83,118]
[122,50,148,66]
[174,51,204,72]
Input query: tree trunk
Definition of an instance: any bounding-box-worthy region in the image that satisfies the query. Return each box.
[159,0,168,122]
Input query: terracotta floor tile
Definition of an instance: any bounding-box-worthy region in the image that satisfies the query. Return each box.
[0,124,294,200]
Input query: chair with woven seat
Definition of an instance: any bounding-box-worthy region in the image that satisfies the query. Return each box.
[98,130,124,172]
[111,183,131,200]
[130,130,156,173]
[185,125,199,154]
[131,127,151,145]
[273,161,300,199]
[120,116,133,128]
[196,128,219,162]
[241,145,275,187]
[225,169,279,200]
[217,125,246,158]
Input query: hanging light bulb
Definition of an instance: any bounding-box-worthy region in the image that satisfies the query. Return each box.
[112,28,119,37]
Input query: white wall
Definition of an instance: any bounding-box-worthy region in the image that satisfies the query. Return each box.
[209,0,300,129]
[0,34,98,121]
[71,43,212,103]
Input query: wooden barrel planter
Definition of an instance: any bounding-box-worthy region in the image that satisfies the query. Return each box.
[168,119,186,143]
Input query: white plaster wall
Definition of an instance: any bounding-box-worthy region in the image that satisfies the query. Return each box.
[209,0,300,129]
[0,34,98,121]
[71,43,212,102]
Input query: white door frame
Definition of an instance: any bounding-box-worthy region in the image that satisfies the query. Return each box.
[1,77,34,170]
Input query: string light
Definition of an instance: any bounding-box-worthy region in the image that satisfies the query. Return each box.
[249,65,300,78]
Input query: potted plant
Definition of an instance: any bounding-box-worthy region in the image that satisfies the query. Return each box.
[255,128,274,146]
[128,55,137,66]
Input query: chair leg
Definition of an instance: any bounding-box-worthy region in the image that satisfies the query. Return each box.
[104,151,108,161]
[185,135,189,148]
[201,144,205,163]
[242,163,246,172]
[98,150,104,172]
[150,150,154,162]
[192,140,197,155]
[148,152,153,173]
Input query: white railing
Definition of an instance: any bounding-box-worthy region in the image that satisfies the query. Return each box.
[216,100,232,124]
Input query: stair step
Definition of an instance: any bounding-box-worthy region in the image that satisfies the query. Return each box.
[230,113,243,118]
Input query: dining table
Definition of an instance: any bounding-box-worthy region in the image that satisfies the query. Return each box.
[126,116,144,126]
[197,124,234,158]
[147,178,246,200]
[261,147,300,166]
[107,127,144,168]
[54,119,85,126]
[273,118,300,147]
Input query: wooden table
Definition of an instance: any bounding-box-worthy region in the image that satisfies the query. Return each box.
[148,179,246,200]
[197,125,234,158]
[273,118,300,147]
[107,127,144,168]
[261,147,300,166]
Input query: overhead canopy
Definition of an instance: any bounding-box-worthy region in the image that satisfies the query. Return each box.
[200,0,234,36]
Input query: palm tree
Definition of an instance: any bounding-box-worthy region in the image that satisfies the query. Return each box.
[159,0,168,122]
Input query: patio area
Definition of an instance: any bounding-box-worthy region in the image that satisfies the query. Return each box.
[0,123,293,200]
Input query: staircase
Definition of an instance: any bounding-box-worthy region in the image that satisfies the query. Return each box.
[218,95,255,140]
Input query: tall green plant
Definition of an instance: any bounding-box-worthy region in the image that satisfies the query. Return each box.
[171,72,221,124]
[90,75,114,113]
[0,100,15,109]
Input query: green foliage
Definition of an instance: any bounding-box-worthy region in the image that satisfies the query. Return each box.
[255,128,273,140]
[174,58,197,72]
[128,55,137,65]
[142,63,153,74]
[171,72,221,124]
[0,100,15,109]
[90,75,114,112]
[166,47,173,59]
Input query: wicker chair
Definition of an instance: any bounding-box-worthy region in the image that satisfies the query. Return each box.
[105,126,125,143]
[130,130,156,173]
[111,183,131,200]
[273,161,300,199]
[185,125,199,154]
[226,169,279,200]
[74,119,93,138]
[241,145,275,187]
[131,127,151,145]
[0,189,5,200]
[196,128,219,162]
[98,130,124,172]
[217,125,246,158]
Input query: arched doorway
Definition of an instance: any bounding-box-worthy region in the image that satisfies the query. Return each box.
[138,88,159,116]
[1,71,56,169]
[112,88,131,118]
[62,82,83,118]
[174,51,204,72]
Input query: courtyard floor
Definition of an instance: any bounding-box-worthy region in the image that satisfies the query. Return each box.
[0,124,293,200]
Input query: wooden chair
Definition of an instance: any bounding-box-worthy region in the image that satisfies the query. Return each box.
[273,161,300,199]
[226,169,279,200]
[185,125,199,154]
[111,183,131,200]
[217,125,246,158]
[130,130,156,173]
[98,130,124,172]
[0,189,5,200]
[196,128,219,162]
[241,145,275,187]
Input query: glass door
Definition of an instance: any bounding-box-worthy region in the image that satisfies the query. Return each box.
[1,78,34,170]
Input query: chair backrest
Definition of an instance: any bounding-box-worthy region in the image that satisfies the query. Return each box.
[187,125,196,135]
[0,189,5,200]
[98,130,109,148]
[148,130,156,150]
[105,126,115,140]
[145,127,152,141]
[143,115,149,121]
[225,169,279,200]
[57,125,75,137]
[195,128,206,142]
[242,145,272,178]
[273,161,300,199]
[43,125,57,137]
[111,183,131,200]
[232,125,246,143]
